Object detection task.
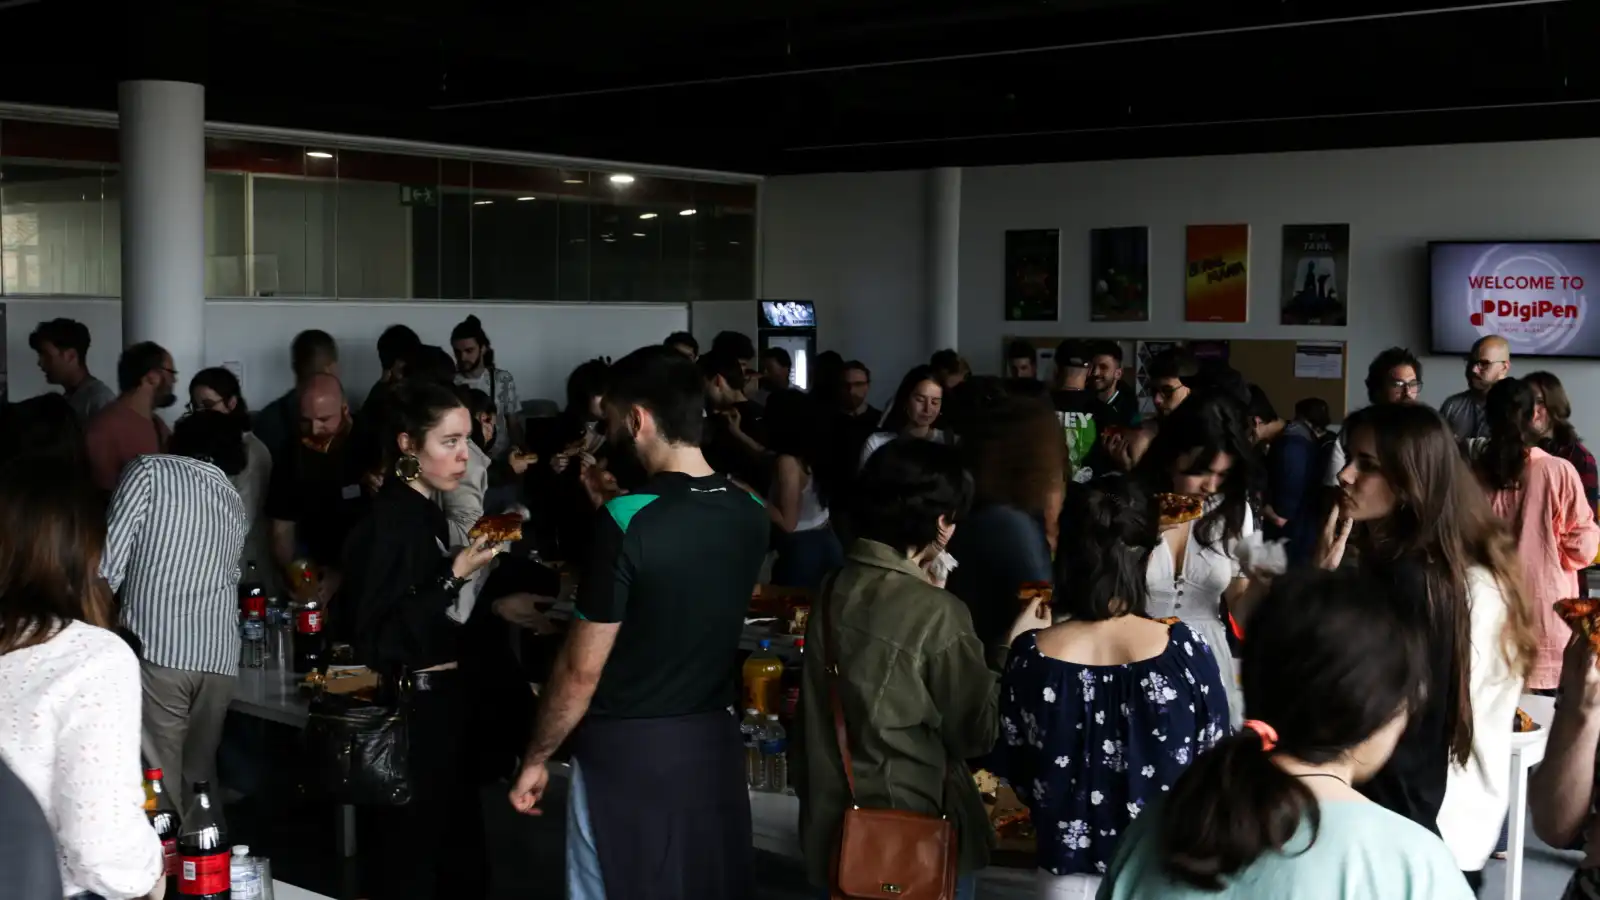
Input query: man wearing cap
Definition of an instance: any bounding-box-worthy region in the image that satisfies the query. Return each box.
[1050,339,1119,483]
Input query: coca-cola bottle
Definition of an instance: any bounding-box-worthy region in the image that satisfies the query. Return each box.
[237,562,264,616]
[143,768,182,883]
[293,597,325,675]
[177,781,230,899]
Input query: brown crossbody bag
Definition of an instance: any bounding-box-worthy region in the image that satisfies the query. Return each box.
[821,574,958,900]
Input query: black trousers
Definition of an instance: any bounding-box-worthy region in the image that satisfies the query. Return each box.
[357,671,487,900]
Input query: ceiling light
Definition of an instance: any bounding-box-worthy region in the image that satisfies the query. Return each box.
[679,208,697,216]
[603,238,617,243]
[609,174,635,185]
[632,233,647,237]
[474,200,493,205]
[517,196,536,201]
[639,213,658,220]
[306,151,333,159]
[564,178,584,184]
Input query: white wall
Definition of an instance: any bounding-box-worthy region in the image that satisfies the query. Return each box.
[761,170,928,405]
[762,138,1600,438]
[5,298,687,413]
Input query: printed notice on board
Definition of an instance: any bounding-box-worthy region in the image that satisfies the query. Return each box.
[1294,341,1344,379]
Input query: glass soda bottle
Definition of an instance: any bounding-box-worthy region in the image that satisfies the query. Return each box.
[741,640,784,715]
[177,781,229,899]
[143,767,181,881]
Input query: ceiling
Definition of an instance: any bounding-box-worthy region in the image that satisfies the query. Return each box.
[4,0,1597,175]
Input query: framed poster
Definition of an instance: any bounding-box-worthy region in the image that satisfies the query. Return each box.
[1089,227,1149,321]
[1004,229,1060,321]
[1280,223,1350,325]
[1185,224,1250,323]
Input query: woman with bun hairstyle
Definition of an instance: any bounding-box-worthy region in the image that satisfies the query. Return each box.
[339,380,504,900]
[999,477,1228,899]
[450,314,521,459]
[1100,569,1473,899]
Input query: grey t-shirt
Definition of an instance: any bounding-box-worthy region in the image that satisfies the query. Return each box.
[65,375,117,422]
[1439,390,1489,441]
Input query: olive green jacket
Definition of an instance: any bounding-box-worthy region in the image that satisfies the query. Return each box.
[793,539,1000,887]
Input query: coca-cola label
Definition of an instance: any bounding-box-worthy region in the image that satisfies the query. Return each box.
[179,851,229,895]
[161,839,179,876]
[297,609,322,634]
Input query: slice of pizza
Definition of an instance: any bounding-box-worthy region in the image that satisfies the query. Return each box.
[1555,597,1600,654]
[1150,616,1182,626]
[1017,581,1053,611]
[1154,492,1206,528]
[468,512,524,546]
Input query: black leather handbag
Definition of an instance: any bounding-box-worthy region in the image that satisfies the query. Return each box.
[303,681,413,807]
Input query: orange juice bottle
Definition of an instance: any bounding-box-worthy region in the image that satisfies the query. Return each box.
[742,640,785,715]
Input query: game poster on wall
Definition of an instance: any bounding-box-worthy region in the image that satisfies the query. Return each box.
[1281,224,1350,326]
[1004,229,1060,321]
[1089,227,1149,322]
[1185,224,1250,323]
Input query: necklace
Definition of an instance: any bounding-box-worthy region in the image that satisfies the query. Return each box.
[1293,772,1351,787]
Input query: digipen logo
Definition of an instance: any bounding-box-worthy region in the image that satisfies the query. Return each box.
[1464,245,1588,355]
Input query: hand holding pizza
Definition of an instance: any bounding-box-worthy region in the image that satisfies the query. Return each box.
[1558,628,1600,715]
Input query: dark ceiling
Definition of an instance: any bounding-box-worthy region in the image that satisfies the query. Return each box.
[4,0,1598,175]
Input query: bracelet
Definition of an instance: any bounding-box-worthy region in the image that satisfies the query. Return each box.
[439,573,470,596]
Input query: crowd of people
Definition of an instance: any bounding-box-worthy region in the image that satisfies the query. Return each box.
[3,312,1600,900]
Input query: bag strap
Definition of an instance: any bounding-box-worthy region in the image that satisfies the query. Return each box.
[818,570,860,803]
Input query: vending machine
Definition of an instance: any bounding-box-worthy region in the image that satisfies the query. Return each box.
[757,300,817,391]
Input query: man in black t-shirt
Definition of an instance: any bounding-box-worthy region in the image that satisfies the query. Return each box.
[698,349,770,492]
[266,374,369,596]
[510,346,768,900]
[1085,339,1141,428]
[1051,340,1120,482]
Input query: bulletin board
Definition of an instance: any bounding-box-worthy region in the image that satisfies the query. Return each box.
[1001,336,1348,420]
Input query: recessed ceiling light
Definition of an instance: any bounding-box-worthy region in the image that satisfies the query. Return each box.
[306,151,334,159]
[609,174,635,185]
[639,213,658,220]
[564,178,584,184]
[729,241,740,246]
[679,208,697,216]
[474,200,493,205]
[632,233,647,237]
[517,196,536,201]
[603,238,617,243]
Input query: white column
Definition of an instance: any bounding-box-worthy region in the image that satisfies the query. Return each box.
[119,81,205,388]
[926,167,961,355]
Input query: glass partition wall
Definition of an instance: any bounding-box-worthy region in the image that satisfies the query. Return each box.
[0,117,758,302]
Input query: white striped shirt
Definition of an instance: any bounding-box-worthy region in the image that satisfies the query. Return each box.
[101,455,249,677]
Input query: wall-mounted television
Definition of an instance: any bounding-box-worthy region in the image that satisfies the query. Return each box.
[760,300,815,329]
[1430,241,1600,359]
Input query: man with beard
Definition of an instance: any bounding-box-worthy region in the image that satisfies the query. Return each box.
[1050,340,1119,483]
[1085,339,1140,427]
[85,341,177,492]
[510,345,768,900]
[1439,334,1510,442]
[452,315,523,460]
[266,373,366,610]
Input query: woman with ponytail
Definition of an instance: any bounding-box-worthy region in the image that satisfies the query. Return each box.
[998,478,1228,899]
[1100,569,1472,899]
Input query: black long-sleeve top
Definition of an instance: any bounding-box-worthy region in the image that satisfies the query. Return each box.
[339,479,463,670]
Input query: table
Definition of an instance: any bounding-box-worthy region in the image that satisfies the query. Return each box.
[1506,693,1555,900]
[272,881,337,900]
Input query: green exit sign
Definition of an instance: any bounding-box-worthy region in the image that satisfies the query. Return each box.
[399,185,437,207]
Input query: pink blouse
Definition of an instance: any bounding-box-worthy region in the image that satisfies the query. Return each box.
[1487,448,1600,690]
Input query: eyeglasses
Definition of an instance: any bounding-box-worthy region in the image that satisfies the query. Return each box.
[1468,358,1507,371]
[1387,379,1424,393]
[1152,384,1181,398]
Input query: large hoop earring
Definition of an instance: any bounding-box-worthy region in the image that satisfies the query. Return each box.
[394,454,422,483]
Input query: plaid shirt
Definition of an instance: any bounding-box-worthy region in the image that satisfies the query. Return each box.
[1547,438,1600,520]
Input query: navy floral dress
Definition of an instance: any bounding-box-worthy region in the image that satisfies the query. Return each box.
[998,623,1230,877]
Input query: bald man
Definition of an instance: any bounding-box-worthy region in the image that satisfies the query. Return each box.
[1439,335,1510,440]
[266,373,366,595]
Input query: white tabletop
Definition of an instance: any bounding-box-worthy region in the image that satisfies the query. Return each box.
[232,661,311,728]
[272,881,336,900]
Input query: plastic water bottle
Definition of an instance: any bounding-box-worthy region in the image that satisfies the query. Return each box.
[760,714,788,794]
[239,610,265,669]
[740,709,764,790]
[230,845,264,899]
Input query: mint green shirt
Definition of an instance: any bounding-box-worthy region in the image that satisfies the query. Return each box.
[1099,800,1473,900]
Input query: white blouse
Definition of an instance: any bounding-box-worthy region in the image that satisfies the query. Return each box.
[0,621,162,900]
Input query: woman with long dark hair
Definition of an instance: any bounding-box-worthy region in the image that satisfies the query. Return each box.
[946,391,1065,669]
[764,399,845,589]
[1473,377,1597,695]
[191,366,274,580]
[1133,391,1258,725]
[1000,477,1228,900]
[339,380,503,900]
[1321,402,1536,885]
[1099,569,1472,899]
[0,463,163,900]
[857,365,947,468]
[1524,369,1599,517]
